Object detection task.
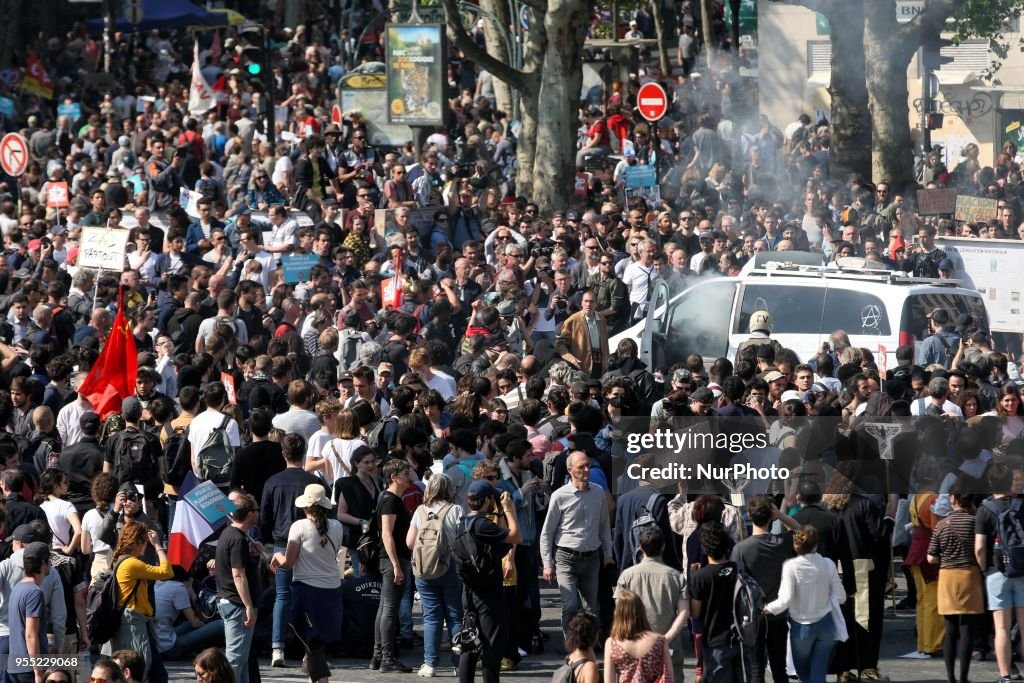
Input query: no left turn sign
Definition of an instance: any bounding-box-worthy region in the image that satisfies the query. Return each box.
[0,133,29,176]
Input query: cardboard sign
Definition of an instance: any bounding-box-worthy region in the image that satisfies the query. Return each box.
[916,188,957,215]
[45,181,69,208]
[374,207,436,240]
[281,253,320,284]
[183,480,237,525]
[179,187,203,219]
[954,195,999,223]
[574,172,589,197]
[623,163,657,189]
[78,227,130,271]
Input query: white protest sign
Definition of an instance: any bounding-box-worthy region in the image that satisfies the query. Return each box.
[79,227,130,271]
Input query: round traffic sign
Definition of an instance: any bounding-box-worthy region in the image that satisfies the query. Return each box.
[0,133,29,176]
[637,82,668,122]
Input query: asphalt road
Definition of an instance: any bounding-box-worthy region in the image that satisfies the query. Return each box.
[163,574,1004,682]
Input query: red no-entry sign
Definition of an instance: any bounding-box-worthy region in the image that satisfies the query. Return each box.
[637,82,668,122]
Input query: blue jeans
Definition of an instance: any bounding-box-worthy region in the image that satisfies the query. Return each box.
[272,545,293,649]
[789,614,835,683]
[400,569,415,639]
[218,601,255,683]
[707,642,743,683]
[531,330,556,345]
[162,619,225,660]
[416,565,463,667]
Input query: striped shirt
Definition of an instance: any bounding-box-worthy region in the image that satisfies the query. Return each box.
[928,509,978,569]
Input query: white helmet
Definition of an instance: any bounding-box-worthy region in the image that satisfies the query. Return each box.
[749,310,773,334]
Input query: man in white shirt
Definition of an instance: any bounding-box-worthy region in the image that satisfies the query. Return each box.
[621,238,657,323]
[56,371,93,447]
[265,204,297,263]
[909,376,963,417]
[407,347,456,400]
[187,382,241,478]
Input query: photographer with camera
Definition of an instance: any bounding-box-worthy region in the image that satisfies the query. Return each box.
[97,481,164,565]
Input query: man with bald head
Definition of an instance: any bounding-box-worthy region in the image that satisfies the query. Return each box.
[29,406,61,473]
[73,308,112,346]
[539,450,614,640]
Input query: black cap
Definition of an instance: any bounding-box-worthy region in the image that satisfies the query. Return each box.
[80,411,101,434]
[12,525,38,543]
[895,345,914,365]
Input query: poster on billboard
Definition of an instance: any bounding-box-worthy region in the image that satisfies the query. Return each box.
[385,24,446,126]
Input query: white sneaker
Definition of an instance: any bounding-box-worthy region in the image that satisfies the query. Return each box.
[272,648,285,667]
[418,664,435,677]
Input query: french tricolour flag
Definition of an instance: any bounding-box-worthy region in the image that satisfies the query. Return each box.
[167,473,231,569]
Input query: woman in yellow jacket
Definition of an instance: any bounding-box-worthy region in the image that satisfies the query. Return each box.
[106,521,174,681]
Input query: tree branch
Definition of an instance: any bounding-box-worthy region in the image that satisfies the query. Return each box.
[442,0,531,89]
[901,0,963,42]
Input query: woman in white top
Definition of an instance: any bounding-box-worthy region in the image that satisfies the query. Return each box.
[271,483,346,683]
[39,468,88,556]
[764,525,846,683]
[309,408,367,486]
[82,473,117,584]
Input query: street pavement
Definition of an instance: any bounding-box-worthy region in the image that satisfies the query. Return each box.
[165,578,1003,682]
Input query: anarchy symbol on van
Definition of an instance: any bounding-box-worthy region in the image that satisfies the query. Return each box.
[861,305,882,331]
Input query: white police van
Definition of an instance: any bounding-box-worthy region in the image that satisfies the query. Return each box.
[611,251,989,372]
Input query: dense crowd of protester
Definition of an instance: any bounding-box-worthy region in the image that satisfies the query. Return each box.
[4,5,1024,683]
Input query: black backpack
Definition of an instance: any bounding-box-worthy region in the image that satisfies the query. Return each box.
[366,415,399,461]
[452,515,502,590]
[356,496,385,577]
[162,423,191,488]
[550,658,588,683]
[732,559,767,649]
[984,498,1024,577]
[112,429,156,488]
[86,556,141,646]
[626,494,661,566]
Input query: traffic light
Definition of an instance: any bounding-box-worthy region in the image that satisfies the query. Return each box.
[926,112,944,130]
[236,26,265,77]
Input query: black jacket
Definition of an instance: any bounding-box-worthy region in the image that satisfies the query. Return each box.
[59,437,105,517]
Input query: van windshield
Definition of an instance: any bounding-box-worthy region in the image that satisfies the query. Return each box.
[901,293,988,342]
[735,284,892,336]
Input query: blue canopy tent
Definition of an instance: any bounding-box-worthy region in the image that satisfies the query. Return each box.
[86,0,229,34]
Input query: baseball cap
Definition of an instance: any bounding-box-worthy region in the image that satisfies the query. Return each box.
[691,387,714,404]
[928,308,950,325]
[762,370,785,383]
[672,368,693,384]
[698,231,713,243]
[467,479,499,501]
[12,525,39,543]
[27,239,41,250]
[30,331,55,346]
[377,362,394,376]
[624,148,636,158]
[22,542,50,571]
[122,396,143,421]
[235,204,252,216]
[781,390,804,404]
[566,212,579,221]
[810,382,829,394]
[496,299,517,317]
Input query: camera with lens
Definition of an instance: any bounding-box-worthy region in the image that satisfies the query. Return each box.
[450,162,476,179]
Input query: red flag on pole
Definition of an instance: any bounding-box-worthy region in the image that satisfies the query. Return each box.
[79,287,138,419]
